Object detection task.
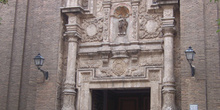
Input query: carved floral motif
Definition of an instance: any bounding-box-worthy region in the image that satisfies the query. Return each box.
[112,59,127,76]
[82,18,104,42]
[139,14,162,39]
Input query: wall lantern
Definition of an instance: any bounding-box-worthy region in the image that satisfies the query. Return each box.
[185,46,196,76]
[34,53,49,80]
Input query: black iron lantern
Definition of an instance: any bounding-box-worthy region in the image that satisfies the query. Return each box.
[185,47,196,76]
[34,53,45,66]
[34,53,48,80]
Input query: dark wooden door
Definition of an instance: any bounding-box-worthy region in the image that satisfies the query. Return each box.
[118,97,138,110]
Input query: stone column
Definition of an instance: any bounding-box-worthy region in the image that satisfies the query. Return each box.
[62,13,81,110]
[161,5,176,110]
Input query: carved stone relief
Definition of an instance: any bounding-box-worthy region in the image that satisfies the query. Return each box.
[78,52,162,80]
[139,53,163,66]
[96,0,103,17]
[139,0,146,13]
[93,58,146,79]
[148,69,160,81]
[126,66,144,76]
[81,0,88,9]
[114,6,130,18]
[132,6,138,39]
[79,59,102,68]
[139,13,162,39]
[163,8,173,18]
[82,18,104,42]
[77,69,94,86]
[103,8,110,42]
[112,59,127,76]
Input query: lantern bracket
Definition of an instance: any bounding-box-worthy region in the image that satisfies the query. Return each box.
[37,66,49,80]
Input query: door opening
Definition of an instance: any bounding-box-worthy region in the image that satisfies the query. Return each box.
[92,88,150,110]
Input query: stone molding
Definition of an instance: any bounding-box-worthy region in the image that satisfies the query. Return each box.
[77,66,163,82]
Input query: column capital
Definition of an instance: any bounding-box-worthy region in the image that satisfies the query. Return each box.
[162,27,175,37]
[64,31,81,42]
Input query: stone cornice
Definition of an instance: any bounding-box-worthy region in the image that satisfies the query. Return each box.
[157,0,179,5]
[78,40,164,56]
[61,6,85,14]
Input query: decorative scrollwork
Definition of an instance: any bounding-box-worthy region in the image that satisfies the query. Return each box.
[139,14,162,39]
[81,18,104,42]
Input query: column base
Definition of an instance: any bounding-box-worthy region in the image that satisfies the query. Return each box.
[162,85,176,110]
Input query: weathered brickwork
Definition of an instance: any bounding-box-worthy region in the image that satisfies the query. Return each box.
[0,0,219,110]
[180,0,220,110]
[0,0,63,110]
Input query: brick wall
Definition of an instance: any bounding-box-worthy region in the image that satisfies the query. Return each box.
[180,0,220,110]
[0,0,64,110]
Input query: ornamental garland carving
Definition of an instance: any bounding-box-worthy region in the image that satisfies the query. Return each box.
[81,18,104,42]
[132,6,138,39]
[103,8,110,42]
[139,14,162,39]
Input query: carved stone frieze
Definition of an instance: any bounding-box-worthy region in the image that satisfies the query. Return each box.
[81,18,104,42]
[126,66,144,76]
[139,53,163,66]
[79,59,102,68]
[139,13,162,39]
[100,67,112,77]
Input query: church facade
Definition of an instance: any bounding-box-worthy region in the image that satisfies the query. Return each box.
[0,0,219,110]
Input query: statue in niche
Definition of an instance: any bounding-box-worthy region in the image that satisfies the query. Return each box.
[114,6,129,36]
[118,16,128,35]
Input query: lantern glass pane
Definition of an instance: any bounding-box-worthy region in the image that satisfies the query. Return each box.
[34,58,41,66]
[40,59,44,66]
[186,52,193,60]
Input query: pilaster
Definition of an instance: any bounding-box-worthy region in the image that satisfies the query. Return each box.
[161,5,176,110]
[102,0,111,42]
[131,0,140,41]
